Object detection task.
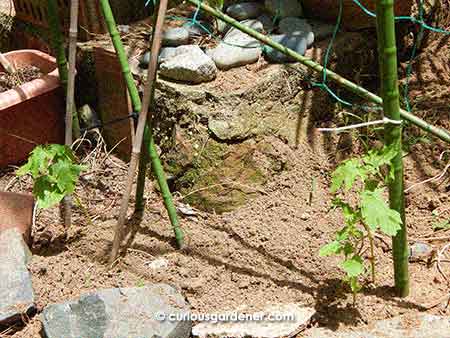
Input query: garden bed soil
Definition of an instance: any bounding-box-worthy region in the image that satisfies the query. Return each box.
[1,2,449,336]
[0,130,449,337]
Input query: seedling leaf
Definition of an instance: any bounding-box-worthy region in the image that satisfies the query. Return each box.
[341,256,364,277]
[361,189,402,236]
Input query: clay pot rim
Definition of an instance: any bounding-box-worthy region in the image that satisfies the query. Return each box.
[0,49,60,110]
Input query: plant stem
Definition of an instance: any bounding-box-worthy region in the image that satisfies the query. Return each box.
[375,0,409,297]
[184,0,450,144]
[361,223,376,283]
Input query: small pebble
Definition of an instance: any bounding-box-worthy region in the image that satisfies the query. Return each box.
[226,2,263,20]
[300,212,310,220]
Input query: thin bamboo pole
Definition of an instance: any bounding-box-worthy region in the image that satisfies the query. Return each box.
[47,0,80,138]
[184,0,450,144]
[108,0,174,265]
[376,0,409,297]
[99,0,183,253]
[98,0,146,210]
[61,0,80,228]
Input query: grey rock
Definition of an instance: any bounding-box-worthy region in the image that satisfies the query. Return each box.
[207,19,263,70]
[226,2,263,20]
[79,104,100,129]
[265,0,303,18]
[207,34,261,70]
[140,48,177,69]
[208,104,259,141]
[42,284,191,338]
[257,14,275,32]
[192,303,315,338]
[226,19,264,38]
[117,25,130,33]
[159,45,217,83]
[209,118,252,141]
[145,258,170,270]
[0,228,35,326]
[183,21,213,38]
[307,314,450,338]
[162,27,190,47]
[139,51,151,68]
[216,19,230,34]
[159,47,180,62]
[309,20,336,41]
[409,242,434,262]
[264,34,307,63]
[278,17,314,46]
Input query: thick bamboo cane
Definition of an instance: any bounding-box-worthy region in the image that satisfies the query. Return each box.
[184,0,450,144]
[47,0,68,91]
[109,0,170,265]
[376,0,409,297]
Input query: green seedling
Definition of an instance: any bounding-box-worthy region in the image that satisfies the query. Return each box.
[17,144,86,209]
[320,145,403,303]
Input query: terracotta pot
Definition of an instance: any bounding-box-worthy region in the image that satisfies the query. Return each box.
[302,0,413,30]
[0,191,34,245]
[0,49,64,168]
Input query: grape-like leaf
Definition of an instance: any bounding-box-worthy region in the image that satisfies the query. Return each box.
[341,256,364,277]
[17,144,85,209]
[363,145,398,172]
[331,159,363,193]
[319,241,342,257]
[361,188,402,236]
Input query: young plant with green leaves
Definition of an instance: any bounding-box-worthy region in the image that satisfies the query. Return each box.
[17,145,86,209]
[320,145,403,302]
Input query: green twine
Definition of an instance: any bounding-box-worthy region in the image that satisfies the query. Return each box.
[351,0,450,35]
[157,0,449,115]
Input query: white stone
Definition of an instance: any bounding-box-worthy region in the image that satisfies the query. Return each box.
[160,45,217,84]
[192,303,315,338]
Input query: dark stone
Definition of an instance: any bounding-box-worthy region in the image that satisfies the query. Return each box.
[0,228,35,326]
[41,284,191,338]
[226,2,264,20]
[264,34,308,63]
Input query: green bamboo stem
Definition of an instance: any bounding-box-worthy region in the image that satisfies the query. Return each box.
[376,0,409,297]
[184,0,450,144]
[98,0,147,211]
[99,0,183,258]
[47,0,68,91]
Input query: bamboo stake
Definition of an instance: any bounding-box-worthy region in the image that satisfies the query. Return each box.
[99,0,183,255]
[47,0,68,91]
[109,0,170,265]
[376,0,409,297]
[47,0,81,140]
[61,0,80,228]
[184,0,450,144]
[98,0,148,212]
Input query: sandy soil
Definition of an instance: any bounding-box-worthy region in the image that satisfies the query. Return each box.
[1,128,449,337]
[1,2,449,336]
